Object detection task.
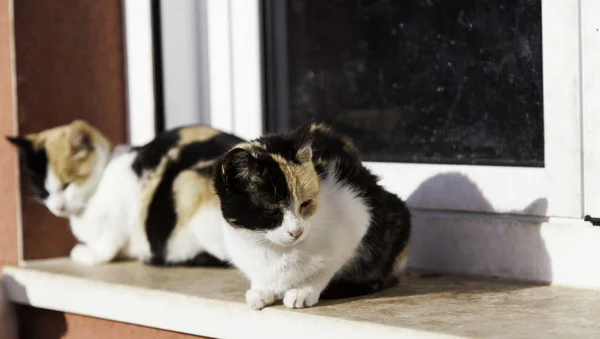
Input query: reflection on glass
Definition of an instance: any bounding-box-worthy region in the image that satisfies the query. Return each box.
[263,0,544,166]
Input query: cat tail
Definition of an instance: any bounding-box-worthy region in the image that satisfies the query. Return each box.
[147,252,230,268]
[183,252,231,268]
[320,275,399,300]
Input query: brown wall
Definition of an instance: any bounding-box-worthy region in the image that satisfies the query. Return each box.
[0,0,20,268]
[17,306,206,339]
[13,0,128,260]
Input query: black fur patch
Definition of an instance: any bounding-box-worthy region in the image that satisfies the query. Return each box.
[184,252,230,267]
[321,276,399,300]
[147,252,230,268]
[214,149,291,231]
[253,123,311,165]
[7,137,50,199]
[131,128,181,176]
[145,132,244,265]
[305,124,412,298]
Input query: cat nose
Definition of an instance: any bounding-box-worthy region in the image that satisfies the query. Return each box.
[57,204,66,213]
[288,229,303,238]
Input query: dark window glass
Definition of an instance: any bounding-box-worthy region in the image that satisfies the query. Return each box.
[263,0,544,166]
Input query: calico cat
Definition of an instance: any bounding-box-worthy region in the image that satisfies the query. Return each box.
[214,123,411,309]
[8,120,244,266]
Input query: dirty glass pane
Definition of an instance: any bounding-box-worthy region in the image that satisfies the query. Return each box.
[263,0,544,166]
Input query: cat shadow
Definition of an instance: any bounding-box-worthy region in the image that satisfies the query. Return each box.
[319,172,552,307]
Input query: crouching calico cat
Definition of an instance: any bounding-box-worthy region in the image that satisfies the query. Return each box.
[8,120,243,266]
[214,123,411,309]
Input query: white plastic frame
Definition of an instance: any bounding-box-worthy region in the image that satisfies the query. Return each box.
[581,0,600,217]
[159,0,211,130]
[122,0,156,146]
[205,0,263,141]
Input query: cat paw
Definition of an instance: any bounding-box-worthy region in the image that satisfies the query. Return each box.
[245,289,275,310]
[283,288,320,309]
[70,244,104,265]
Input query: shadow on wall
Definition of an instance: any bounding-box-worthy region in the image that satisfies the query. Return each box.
[322,172,552,308]
[2,275,68,339]
[405,172,552,284]
[0,278,21,339]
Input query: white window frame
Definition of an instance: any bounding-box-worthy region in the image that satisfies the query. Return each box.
[581,0,600,218]
[122,0,156,146]
[159,0,211,130]
[205,0,582,219]
[205,0,263,141]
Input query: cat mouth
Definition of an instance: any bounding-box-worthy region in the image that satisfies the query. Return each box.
[53,206,84,218]
[67,205,86,216]
[271,234,306,247]
[69,207,85,216]
[51,210,71,218]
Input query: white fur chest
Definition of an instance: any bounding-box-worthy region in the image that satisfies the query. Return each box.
[224,176,371,294]
[224,229,326,292]
[69,152,149,260]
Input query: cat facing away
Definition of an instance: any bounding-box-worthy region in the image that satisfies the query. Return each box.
[214,123,411,309]
[8,120,244,266]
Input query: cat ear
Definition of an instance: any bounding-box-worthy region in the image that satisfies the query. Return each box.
[220,148,255,186]
[296,145,312,164]
[70,121,94,159]
[6,136,36,168]
[72,131,92,150]
[293,123,312,147]
[71,131,93,159]
[6,136,32,150]
[293,123,313,164]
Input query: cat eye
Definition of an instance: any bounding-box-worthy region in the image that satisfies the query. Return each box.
[263,208,280,218]
[300,200,312,209]
[62,182,71,190]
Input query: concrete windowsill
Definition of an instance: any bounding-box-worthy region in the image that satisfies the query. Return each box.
[3,258,600,338]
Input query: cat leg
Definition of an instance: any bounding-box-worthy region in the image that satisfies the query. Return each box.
[245,283,280,310]
[245,290,275,310]
[70,230,125,265]
[283,268,337,309]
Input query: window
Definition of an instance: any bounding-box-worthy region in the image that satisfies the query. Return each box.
[240,0,580,218]
[263,0,545,167]
[158,0,586,219]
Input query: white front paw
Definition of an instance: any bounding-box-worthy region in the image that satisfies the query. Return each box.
[283,287,320,309]
[245,289,275,310]
[70,244,103,265]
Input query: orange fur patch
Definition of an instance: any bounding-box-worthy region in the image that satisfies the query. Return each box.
[26,120,111,185]
[139,126,227,232]
[177,125,221,146]
[270,153,320,218]
[170,160,218,235]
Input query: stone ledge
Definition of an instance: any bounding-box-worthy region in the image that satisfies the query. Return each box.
[3,258,600,338]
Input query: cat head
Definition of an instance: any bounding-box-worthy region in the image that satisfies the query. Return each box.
[214,124,320,246]
[7,120,112,218]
